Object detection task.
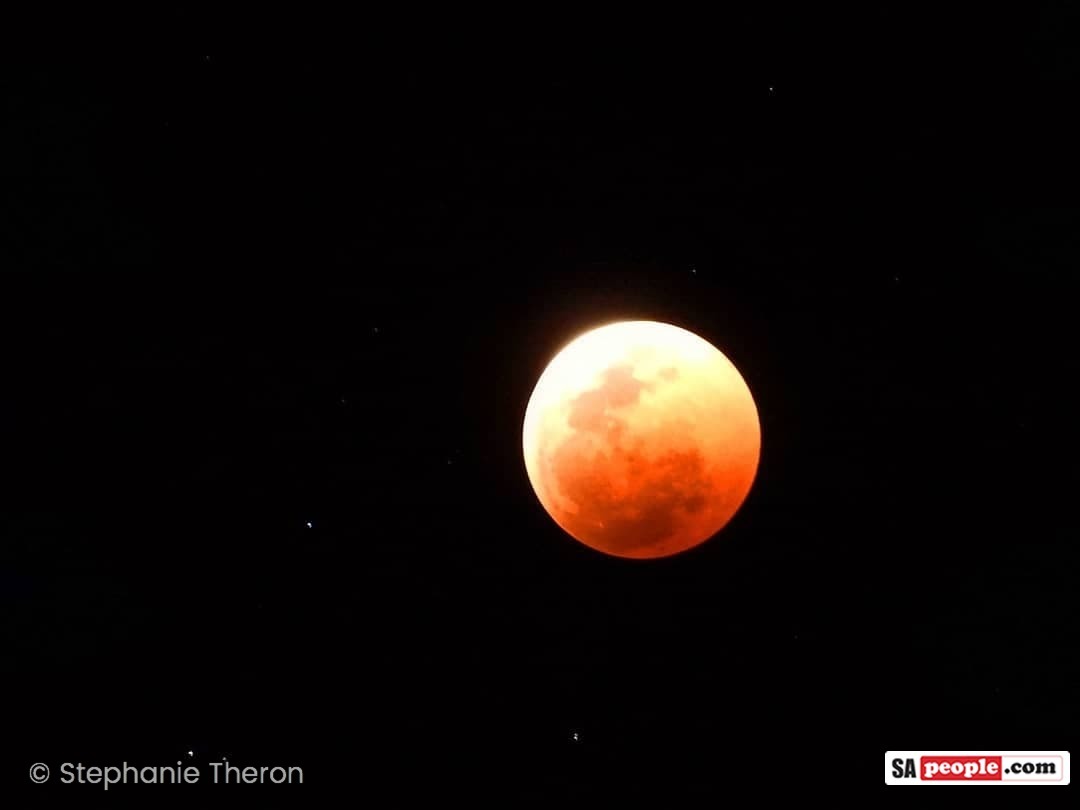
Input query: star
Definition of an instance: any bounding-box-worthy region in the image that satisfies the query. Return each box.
[188,750,194,757]
[305,521,313,529]
[571,731,580,742]
[372,326,380,335]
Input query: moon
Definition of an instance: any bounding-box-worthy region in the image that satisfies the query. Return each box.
[522,320,761,559]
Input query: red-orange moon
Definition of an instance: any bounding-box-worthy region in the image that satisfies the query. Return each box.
[523,321,761,559]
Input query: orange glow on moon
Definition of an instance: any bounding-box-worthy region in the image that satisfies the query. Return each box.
[522,321,761,559]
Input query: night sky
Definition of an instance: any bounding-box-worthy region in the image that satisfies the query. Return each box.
[3,12,1078,800]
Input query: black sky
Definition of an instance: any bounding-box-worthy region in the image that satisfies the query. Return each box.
[2,10,1078,801]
